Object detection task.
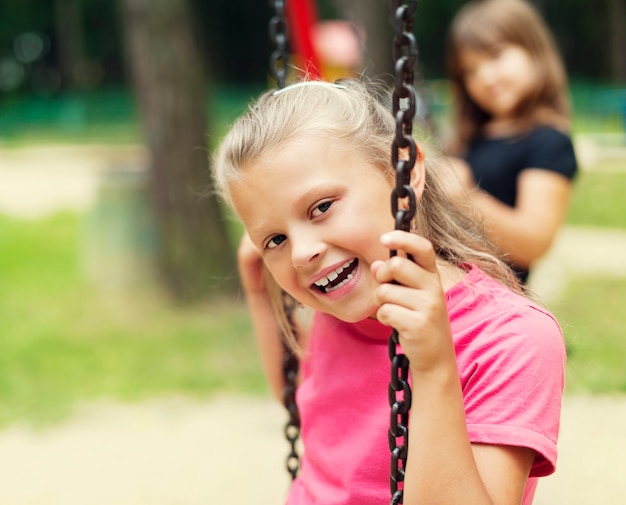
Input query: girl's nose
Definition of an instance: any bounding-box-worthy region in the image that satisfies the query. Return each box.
[291,232,325,269]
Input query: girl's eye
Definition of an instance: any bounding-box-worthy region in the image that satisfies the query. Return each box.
[266,234,287,250]
[311,200,332,218]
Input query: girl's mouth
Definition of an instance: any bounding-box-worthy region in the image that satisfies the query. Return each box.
[313,259,358,294]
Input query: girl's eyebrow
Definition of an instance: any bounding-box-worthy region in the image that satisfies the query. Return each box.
[295,183,340,206]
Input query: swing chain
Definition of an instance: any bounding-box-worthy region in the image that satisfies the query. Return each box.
[389,1,418,504]
[267,0,301,481]
[268,0,289,89]
[281,292,301,480]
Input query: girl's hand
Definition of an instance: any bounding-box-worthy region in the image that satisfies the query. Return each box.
[237,232,267,295]
[371,230,455,374]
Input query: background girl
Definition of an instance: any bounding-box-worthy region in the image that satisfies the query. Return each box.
[444,0,578,284]
[213,78,565,505]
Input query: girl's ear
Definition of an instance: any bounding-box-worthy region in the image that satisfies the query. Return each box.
[409,143,426,200]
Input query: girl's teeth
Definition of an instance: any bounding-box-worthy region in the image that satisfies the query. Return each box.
[326,274,353,293]
[314,259,357,291]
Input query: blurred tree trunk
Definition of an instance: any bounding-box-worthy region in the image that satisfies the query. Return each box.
[120,0,238,300]
[608,0,626,82]
[54,0,84,88]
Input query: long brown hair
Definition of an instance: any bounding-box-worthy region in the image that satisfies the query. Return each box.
[446,0,571,154]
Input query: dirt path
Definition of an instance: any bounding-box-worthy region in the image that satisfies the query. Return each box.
[0,397,290,505]
[0,144,146,218]
[0,394,623,505]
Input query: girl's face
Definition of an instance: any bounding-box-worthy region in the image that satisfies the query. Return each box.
[458,43,537,120]
[230,135,395,322]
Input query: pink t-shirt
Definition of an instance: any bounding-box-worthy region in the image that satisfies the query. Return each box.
[287,266,565,505]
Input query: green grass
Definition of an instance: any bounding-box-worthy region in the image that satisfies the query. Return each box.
[0,212,265,428]
[566,165,626,228]
[553,275,626,394]
[549,161,626,394]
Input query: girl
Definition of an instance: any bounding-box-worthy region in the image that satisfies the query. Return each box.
[213,79,565,505]
[445,0,578,284]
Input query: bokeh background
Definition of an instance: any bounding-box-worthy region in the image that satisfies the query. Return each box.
[0,0,625,503]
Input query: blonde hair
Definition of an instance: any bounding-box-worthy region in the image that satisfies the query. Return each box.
[213,78,522,350]
[446,0,571,153]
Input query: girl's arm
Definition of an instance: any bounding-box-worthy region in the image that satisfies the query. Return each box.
[448,158,572,269]
[237,233,286,401]
[404,358,534,505]
[469,169,572,268]
[372,231,535,505]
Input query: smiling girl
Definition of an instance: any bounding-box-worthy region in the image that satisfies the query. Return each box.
[213,78,565,505]
[444,0,578,284]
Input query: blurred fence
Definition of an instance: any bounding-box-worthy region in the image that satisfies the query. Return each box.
[0,81,623,144]
[0,85,265,143]
[0,90,136,141]
[570,81,626,134]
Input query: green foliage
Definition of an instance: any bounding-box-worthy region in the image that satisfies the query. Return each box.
[553,275,626,393]
[0,82,622,147]
[567,167,626,228]
[0,212,264,428]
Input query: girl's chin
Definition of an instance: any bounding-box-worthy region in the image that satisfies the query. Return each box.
[328,305,379,324]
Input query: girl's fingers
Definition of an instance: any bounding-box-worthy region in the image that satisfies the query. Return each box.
[373,255,428,290]
[372,231,453,370]
[373,231,440,290]
[375,282,425,309]
[374,270,452,368]
[380,230,439,273]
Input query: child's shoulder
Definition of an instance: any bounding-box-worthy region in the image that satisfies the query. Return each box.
[526,125,573,145]
[523,125,578,174]
[449,266,566,369]
[448,265,562,337]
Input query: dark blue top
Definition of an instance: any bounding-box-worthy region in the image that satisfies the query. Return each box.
[464,126,578,282]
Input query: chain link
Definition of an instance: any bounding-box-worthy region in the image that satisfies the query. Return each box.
[268,0,289,89]
[281,292,301,480]
[268,0,301,482]
[389,1,418,503]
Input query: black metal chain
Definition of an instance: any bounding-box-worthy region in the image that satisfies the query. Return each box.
[389,1,418,504]
[268,0,289,89]
[281,291,301,480]
[268,0,301,481]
